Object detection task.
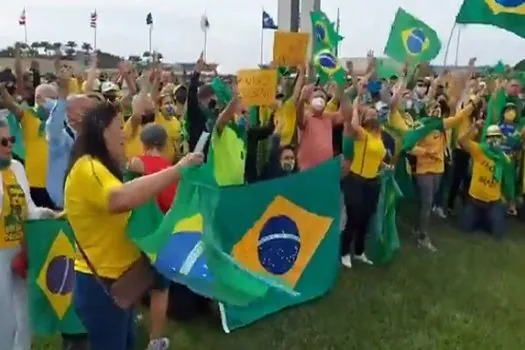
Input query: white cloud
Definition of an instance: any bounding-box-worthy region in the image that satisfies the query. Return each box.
[1,0,524,73]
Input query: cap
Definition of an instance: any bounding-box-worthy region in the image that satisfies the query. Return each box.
[486,125,502,137]
[101,81,119,94]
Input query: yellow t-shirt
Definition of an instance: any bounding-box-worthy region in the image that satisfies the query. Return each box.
[22,109,48,188]
[64,156,141,279]
[275,99,297,146]
[123,112,179,163]
[415,131,445,175]
[467,142,502,203]
[350,130,386,179]
[0,168,28,249]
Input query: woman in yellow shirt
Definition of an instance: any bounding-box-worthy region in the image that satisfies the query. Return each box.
[64,103,203,350]
[340,83,386,269]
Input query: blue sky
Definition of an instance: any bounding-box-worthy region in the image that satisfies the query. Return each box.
[1,0,524,73]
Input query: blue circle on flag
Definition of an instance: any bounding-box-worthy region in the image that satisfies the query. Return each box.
[318,52,338,70]
[496,0,525,6]
[406,29,426,54]
[257,215,301,275]
[155,232,211,282]
[46,255,75,295]
[314,24,326,42]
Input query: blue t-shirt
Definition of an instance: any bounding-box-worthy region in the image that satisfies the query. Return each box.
[499,122,518,154]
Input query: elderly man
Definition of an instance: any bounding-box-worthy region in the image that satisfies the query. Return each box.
[45,69,95,210]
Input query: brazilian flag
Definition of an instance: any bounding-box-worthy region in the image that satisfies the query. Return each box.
[134,158,342,332]
[456,0,525,40]
[25,219,85,336]
[384,8,442,64]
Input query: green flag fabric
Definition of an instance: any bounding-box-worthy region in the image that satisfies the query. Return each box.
[366,170,402,264]
[376,58,402,80]
[479,143,515,200]
[384,8,442,64]
[7,112,25,161]
[310,10,346,85]
[211,77,232,106]
[456,0,525,40]
[26,219,85,336]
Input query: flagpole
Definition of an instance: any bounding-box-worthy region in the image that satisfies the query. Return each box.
[148,24,152,58]
[260,8,264,65]
[442,23,457,67]
[24,24,28,45]
[335,8,340,57]
[93,26,97,51]
[454,26,462,67]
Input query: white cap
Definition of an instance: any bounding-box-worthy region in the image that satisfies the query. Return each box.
[101,81,119,94]
[486,125,502,137]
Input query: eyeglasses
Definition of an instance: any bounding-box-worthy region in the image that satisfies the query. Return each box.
[0,136,16,147]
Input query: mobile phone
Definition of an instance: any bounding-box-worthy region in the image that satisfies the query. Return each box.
[194,132,210,153]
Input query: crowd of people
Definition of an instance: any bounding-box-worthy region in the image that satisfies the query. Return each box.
[0,43,524,350]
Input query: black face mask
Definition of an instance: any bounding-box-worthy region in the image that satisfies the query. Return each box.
[175,91,187,104]
[141,112,155,125]
[105,94,117,103]
[207,99,217,110]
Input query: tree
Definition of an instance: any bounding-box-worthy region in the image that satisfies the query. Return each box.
[142,51,151,59]
[65,48,76,59]
[156,52,164,61]
[30,42,41,55]
[81,42,92,55]
[65,41,77,50]
[52,42,62,55]
[4,46,16,57]
[40,41,52,55]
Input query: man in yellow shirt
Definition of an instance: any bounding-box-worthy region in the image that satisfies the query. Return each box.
[459,123,508,238]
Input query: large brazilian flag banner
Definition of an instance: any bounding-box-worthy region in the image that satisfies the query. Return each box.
[25,218,85,336]
[133,158,342,332]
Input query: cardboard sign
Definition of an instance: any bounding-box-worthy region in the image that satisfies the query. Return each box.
[273,31,310,67]
[237,69,277,106]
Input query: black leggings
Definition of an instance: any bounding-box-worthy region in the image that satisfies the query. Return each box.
[341,173,380,256]
[447,148,471,210]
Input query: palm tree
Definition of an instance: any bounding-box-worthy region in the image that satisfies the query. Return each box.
[52,42,62,54]
[81,42,92,55]
[65,41,77,50]
[30,42,41,56]
[5,46,16,57]
[156,52,164,61]
[40,41,52,55]
[128,55,141,63]
[142,51,151,59]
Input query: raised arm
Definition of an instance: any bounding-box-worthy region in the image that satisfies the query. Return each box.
[296,84,314,129]
[46,68,71,144]
[0,83,23,119]
[215,84,240,134]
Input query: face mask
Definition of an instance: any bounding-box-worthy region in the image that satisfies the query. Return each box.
[405,99,413,110]
[105,94,117,103]
[33,104,48,121]
[175,94,186,104]
[162,104,175,116]
[310,97,326,111]
[487,137,502,149]
[237,115,248,129]
[504,109,517,123]
[208,99,217,110]
[415,86,427,97]
[281,160,295,172]
[363,118,380,130]
[141,112,156,125]
[0,157,11,170]
[378,108,389,122]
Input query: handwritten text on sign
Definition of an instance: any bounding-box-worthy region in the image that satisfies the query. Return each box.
[273,31,310,67]
[237,69,277,106]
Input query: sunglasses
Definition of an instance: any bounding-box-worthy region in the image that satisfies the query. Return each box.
[0,136,16,147]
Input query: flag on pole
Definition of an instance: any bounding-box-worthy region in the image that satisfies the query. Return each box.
[90,11,97,28]
[146,12,153,26]
[200,14,210,32]
[262,10,278,30]
[19,9,26,26]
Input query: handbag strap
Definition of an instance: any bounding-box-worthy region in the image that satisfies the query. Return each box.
[72,234,113,298]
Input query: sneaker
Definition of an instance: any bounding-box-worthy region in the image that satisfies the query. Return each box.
[417,236,438,253]
[353,253,374,265]
[146,337,170,350]
[341,254,352,268]
[434,206,447,219]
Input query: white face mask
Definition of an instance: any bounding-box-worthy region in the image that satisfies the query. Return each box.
[405,99,413,110]
[311,97,326,111]
[415,86,427,97]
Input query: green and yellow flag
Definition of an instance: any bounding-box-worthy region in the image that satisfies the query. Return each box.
[384,8,442,64]
[26,219,85,336]
[456,0,525,39]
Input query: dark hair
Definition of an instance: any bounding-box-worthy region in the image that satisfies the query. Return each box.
[140,123,167,150]
[66,102,123,183]
[280,145,296,155]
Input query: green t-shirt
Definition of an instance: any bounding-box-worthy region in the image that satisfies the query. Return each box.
[209,122,247,186]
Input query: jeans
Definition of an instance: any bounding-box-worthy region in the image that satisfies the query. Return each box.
[341,173,380,256]
[460,197,506,238]
[74,272,135,350]
[416,174,442,235]
[447,149,471,210]
[433,163,451,208]
[0,246,30,350]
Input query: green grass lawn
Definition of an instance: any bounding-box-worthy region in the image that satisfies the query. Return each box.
[33,215,525,350]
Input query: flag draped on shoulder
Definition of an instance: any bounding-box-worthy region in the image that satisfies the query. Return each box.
[456,0,525,39]
[310,10,346,85]
[26,219,85,336]
[384,8,442,63]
